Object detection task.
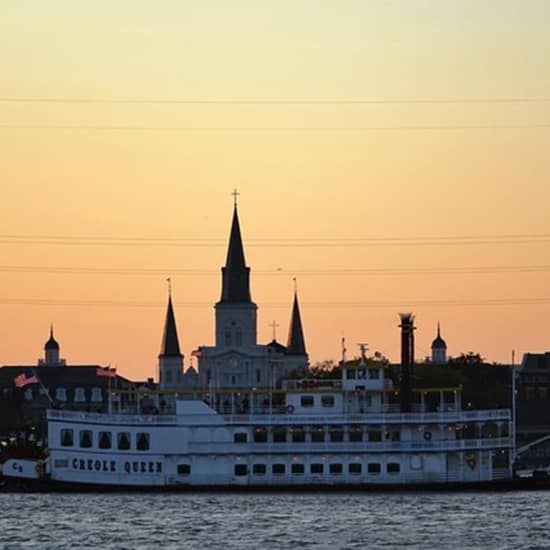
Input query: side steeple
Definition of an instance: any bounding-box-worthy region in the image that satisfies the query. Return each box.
[220,198,252,303]
[159,294,182,357]
[286,288,307,356]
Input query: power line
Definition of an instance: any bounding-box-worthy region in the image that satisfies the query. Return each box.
[1,264,550,277]
[0,297,549,309]
[2,124,550,132]
[0,235,549,248]
[1,97,550,105]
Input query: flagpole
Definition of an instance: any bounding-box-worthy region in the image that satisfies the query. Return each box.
[32,368,55,408]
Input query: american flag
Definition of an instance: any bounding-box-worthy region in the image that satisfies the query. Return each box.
[14,369,39,388]
[96,367,117,378]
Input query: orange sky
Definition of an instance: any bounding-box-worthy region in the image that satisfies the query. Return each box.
[1,1,550,378]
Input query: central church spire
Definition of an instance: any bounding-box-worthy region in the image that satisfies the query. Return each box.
[220,200,252,303]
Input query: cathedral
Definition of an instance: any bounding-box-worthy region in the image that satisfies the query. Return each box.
[158,198,309,394]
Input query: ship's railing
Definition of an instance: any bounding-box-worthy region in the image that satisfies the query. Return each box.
[47,409,179,425]
[223,409,511,425]
[188,437,513,454]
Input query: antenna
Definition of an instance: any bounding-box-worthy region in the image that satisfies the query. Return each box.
[358,343,369,367]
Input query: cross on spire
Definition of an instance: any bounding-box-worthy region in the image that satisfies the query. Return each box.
[270,320,280,341]
[232,188,240,207]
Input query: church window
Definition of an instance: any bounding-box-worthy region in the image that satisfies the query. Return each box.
[56,387,67,402]
[117,432,131,450]
[137,433,150,451]
[225,331,232,346]
[256,369,261,384]
[231,376,235,385]
[74,388,86,402]
[79,430,93,448]
[98,432,111,449]
[236,330,243,346]
[91,388,102,403]
[166,371,173,384]
[61,429,73,447]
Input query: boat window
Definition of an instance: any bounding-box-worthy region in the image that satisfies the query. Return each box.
[177,464,191,476]
[273,427,287,443]
[291,426,305,443]
[253,464,266,475]
[367,463,381,474]
[300,395,314,408]
[117,432,131,450]
[60,429,73,447]
[79,430,93,448]
[349,425,363,442]
[311,426,325,443]
[329,463,343,474]
[310,463,324,474]
[98,431,112,449]
[272,464,285,475]
[368,430,382,442]
[291,463,305,474]
[234,432,248,443]
[329,426,344,442]
[234,464,248,476]
[349,463,362,475]
[137,433,150,451]
[387,462,400,474]
[253,427,268,443]
[321,395,335,408]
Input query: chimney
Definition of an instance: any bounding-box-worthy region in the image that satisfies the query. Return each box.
[399,313,415,412]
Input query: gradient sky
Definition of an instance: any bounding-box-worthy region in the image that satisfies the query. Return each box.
[1,1,550,378]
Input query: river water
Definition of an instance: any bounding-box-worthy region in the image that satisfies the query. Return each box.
[0,491,546,549]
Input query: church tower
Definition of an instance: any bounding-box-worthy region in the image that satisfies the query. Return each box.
[431,322,447,364]
[214,194,258,349]
[158,290,184,392]
[43,325,63,366]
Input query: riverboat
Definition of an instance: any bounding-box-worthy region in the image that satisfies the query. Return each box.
[0,359,514,489]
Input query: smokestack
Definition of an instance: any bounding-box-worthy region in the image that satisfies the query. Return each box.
[399,313,415,412]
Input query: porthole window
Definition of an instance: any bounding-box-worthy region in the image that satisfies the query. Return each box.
[79,430,93,448]
[98,432,112,450]
[301,396,314,408]
[234,432,248,443]
[178,464,191,476]
[321,395,335,408]
[137,433,150,451]
[253,464,266,475]
[234,464,248,476]
[368,463,381,474]
[60,429,73,447]
[310,463,324,474]
[117,432,131,450]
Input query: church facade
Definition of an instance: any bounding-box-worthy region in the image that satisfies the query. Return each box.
[157,200,309,394]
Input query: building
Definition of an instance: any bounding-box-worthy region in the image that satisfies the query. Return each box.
[431,322,448,364]
[195,199,309,390]
[0,328,136,434]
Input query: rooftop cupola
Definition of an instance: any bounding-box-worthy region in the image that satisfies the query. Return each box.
[43,325,62,366]
[431,322,448,364]
[45,325,59,351]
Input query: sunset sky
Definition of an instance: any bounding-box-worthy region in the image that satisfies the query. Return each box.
[1,1,550,378]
